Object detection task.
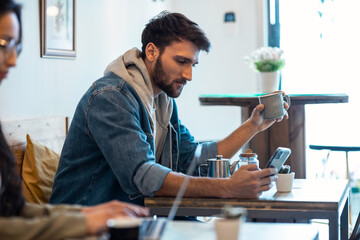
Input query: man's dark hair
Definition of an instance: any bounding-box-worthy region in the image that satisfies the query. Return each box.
[0,0,22,44]
[141,11,211,58]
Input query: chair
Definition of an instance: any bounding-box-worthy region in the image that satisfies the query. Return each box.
[2,116,68,203]
[350,212,360,240]
[309,144,360,227]
[309,145,360,181]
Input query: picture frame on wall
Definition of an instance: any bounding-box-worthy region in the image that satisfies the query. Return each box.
[40,0,75,59]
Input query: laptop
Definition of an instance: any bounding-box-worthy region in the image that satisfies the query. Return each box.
[139,145,203,240]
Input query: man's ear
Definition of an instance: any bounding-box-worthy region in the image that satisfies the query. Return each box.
[145,43,159,62]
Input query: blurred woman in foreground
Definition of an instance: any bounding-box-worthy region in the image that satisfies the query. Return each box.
[0,1,149,239]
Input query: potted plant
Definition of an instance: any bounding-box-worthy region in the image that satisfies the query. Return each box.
[244,47,285,93]
[278,165,291,174]
[276,165,295,192]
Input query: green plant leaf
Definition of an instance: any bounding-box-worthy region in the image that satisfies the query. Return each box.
[255,59,285,72]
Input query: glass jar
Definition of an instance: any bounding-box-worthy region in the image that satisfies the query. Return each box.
[239,149,259,167]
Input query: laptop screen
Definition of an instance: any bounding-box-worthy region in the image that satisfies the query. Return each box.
[141,145,203,239]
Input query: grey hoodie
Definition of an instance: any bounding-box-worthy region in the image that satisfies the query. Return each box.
[104,48,173,161]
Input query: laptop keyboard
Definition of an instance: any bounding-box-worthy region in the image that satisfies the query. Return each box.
[139,217,167,240]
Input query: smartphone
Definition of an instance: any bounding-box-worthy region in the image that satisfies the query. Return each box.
[265,147,291,172]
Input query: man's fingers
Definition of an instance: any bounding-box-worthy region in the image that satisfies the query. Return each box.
[257,168,277,178]
[243,163,261,171]
[284,102,289,109]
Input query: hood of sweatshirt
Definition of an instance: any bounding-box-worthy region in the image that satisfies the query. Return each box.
[104,48,173,161]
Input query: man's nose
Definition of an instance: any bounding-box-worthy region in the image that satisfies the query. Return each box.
[182,65,192,81]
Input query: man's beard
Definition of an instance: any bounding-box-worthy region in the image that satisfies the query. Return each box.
[152,57,186,98]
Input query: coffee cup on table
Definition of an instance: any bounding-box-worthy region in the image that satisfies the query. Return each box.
[107,218,142,240]
[214,206,246,240]
[258,92,290,119]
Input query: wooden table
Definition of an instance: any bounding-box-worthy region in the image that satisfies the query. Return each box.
[199,93,349,178]
[162,221,319,240]
[145,179,349,240]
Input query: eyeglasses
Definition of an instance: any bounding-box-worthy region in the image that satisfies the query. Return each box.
[0,38,22,56]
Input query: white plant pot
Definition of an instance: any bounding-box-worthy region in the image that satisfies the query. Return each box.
[276,172,295,192]
[257,71,280,93]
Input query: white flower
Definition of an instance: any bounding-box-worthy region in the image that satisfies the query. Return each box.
[244,47,285,72]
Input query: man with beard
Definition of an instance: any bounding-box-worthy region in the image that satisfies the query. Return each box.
[50,11,286,206]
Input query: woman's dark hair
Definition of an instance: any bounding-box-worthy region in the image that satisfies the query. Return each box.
[141,11,211,58]
[0,0,22,44]
[0,0,24,216]
[0,125,25,216]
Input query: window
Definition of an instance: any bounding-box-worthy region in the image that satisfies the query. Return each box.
[270,0,360,227]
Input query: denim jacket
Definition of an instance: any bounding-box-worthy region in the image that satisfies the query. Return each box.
[50,72,218,206]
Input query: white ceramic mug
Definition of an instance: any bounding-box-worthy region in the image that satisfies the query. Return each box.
[107,218,142,240]
[258,92,290,119]
[276,172,295,192]
[214,207,246,240]
[215,218,243,240]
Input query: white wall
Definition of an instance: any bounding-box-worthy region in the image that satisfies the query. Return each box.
[0,0,169,119]
[0,0,266,146]
[170,0,266,141]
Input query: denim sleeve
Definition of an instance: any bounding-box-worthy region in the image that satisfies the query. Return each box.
[87,88,171,196]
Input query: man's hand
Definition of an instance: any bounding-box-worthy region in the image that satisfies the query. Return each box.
[82,200,149,235]
[249,91,289,132]
[224,164,278,198]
